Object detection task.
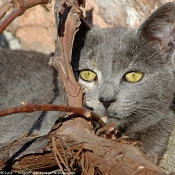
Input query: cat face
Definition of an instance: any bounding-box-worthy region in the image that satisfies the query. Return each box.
[72,2,175,136]
[74,27,175,132]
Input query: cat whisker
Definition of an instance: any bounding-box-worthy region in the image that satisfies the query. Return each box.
[133,105,167,118]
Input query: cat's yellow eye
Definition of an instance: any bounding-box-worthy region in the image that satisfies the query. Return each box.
[79,70,97,82]
[125,71,143,83]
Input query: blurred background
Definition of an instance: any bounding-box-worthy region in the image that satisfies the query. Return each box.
[0,0,174,55]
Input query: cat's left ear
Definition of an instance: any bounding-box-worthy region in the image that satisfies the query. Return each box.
[137,2,175,51]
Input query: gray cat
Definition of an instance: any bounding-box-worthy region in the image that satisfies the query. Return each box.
[0,2,175,162]
[71,2,175,158]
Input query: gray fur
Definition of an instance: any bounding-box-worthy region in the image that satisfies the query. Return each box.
[0,49,61,143]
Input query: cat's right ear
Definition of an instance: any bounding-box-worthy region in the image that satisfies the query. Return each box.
[137,2,175,51]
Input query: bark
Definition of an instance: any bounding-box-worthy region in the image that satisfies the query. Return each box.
[49,0,86,107]
[0,118,166,175]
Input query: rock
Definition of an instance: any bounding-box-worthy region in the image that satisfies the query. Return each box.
[3,30,21,50]
[2,0,172,54]
[0,33,9,49]
[85,0,172,28]
[7,1,56,54]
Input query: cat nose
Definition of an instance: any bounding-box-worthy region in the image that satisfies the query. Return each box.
[99,97,116,109]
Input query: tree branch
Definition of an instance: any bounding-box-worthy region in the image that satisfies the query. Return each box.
[0,0,51,34]
[0,118,166,174]
[0,103,106,127]
[49,0,86,107]
[0,1,11,19]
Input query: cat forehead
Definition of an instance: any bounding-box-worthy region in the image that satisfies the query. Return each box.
[80,27,164,71]
[80,27,133,63]
[83,27,132,52]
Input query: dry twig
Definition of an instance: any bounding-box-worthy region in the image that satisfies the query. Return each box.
[0,0,51,34]
[0,103,106,127]
[49,0,86,107]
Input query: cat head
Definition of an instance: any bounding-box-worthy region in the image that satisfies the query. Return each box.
[72,2,175,133]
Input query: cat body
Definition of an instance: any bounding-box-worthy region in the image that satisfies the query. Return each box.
[0,2,175,160]
[0,49,61,143]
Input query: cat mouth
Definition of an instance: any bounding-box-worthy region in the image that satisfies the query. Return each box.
[105,110,122,120]
[100,113,122,126]
[105,110,116,117]
[83,103,120,120]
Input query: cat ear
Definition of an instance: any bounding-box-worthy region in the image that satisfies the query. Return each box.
[137,2,175,50]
